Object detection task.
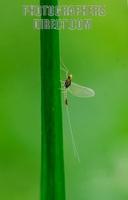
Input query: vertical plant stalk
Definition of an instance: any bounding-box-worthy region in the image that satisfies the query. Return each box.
[40,1,65,200]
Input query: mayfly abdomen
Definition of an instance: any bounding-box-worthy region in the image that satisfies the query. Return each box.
[65,98,68,105]
[63,88,68,105]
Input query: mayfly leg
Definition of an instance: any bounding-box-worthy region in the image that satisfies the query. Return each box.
[60,59,69,77]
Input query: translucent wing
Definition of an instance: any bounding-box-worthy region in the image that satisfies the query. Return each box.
[68,82,95,97]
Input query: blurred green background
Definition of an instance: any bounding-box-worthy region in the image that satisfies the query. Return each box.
[0,0,128,199]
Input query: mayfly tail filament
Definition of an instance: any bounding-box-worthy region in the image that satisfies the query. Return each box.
[66,105,80,162]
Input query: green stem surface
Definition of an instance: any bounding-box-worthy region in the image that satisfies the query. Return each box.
[40,1,65,200]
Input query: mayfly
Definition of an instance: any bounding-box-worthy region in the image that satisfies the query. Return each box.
[61,62,95,105]
[60,61,95,162]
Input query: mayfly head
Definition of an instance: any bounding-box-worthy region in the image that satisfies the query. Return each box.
[68,74,72,80]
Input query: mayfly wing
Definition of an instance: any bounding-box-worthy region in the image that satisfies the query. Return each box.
[68,82,95,97]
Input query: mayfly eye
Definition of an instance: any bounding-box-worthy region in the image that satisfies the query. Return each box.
[69,74,72,79]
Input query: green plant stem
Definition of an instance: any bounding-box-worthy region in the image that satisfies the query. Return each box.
[40,1,65,200]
